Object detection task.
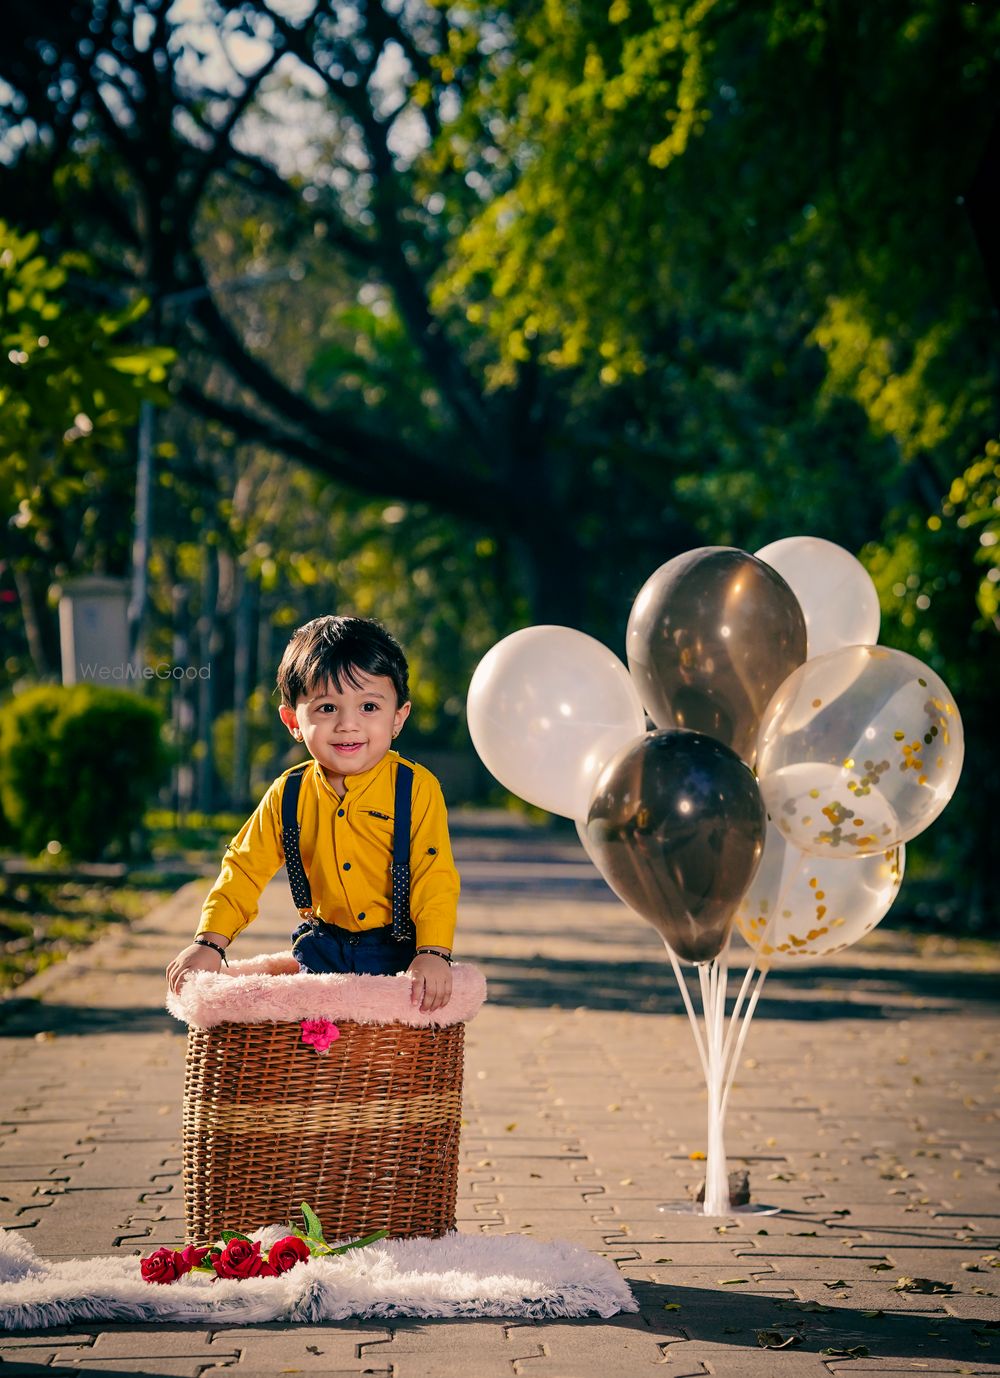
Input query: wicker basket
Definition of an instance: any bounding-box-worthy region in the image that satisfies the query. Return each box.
[170,953,486,1247]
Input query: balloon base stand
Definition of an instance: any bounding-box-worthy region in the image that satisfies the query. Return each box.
[656,1200,782,1217]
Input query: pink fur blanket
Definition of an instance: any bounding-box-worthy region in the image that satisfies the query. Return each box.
[166,952,486,1030]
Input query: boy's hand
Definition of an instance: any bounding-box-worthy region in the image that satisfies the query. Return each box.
[408,953,453,1013]
[166,940,225,995]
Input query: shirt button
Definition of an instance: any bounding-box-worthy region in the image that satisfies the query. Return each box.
[343,861,351,870]
[338,809,345,817]
[358,911,366,920]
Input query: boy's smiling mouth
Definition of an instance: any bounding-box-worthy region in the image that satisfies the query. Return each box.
[332,741,365,753]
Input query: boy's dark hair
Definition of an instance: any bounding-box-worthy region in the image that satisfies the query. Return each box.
[276,616,409,708]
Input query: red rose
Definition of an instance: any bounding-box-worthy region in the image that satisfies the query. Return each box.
[268,1235,311,1274]
[176,1244,210,1273]
[141,1246,183,1285]
[212,1238,279,1280]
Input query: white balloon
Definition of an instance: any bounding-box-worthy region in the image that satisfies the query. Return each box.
[735,821,904,968]
[755,536,880,659]
[466,626,647,819]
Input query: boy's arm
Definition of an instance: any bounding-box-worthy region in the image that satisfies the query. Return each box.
[407,771,460,952]
[196,782,286,942]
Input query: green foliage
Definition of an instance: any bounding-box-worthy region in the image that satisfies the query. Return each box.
[0,221,174,553]
[0,684,170,860]
[860,438,1000,920]
[1,1,996,917]
[211,692,286,802]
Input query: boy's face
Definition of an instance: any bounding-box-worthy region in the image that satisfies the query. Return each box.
[279,669,410,787]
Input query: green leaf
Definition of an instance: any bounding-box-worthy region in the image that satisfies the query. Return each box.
[820,1347,869,1359]
[219,1231,253,1243]
[301,1202,326,1242]
[323,1228,389,1256]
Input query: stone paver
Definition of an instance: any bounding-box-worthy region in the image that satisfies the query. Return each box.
[0,827,998,1375]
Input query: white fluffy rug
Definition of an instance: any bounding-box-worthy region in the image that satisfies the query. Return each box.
[0,1226,636,1329]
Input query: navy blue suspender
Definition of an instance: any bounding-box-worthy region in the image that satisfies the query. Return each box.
[280,760,415,943]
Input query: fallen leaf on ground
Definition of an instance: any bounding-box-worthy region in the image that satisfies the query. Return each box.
[892,1277,953,1293]
[663,1302,681,1311]
[757,1331,802,1349]
[823,1280,850,1289]
[820,1346,870,1359]
[719,1278,749,1286]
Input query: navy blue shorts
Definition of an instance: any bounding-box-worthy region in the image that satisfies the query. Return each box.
[291,920,416,975]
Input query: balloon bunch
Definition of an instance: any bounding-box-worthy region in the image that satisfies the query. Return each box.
[467,539,964,1214]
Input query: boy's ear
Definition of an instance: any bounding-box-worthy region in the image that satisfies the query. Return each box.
[278,705,299,734]
[394,700,412,732]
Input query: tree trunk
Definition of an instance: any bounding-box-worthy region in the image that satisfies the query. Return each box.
[196,545,222,814]
[13,566,57,681]
[514,509,592,632]
[232,566,257,810]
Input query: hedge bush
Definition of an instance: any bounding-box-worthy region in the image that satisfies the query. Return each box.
[0,684,169,860]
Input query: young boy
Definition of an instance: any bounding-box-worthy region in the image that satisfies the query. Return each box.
[166,616,459,1013]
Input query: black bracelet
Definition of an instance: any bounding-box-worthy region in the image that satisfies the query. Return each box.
[194,937,229,966]
[416,947,453,965]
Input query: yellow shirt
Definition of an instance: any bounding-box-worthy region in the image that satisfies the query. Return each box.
[196,750,460,949]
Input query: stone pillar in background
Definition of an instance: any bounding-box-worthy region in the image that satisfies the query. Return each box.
[57,576,132,689]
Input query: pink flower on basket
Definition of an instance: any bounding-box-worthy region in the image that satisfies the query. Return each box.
[300,1018,340,1053]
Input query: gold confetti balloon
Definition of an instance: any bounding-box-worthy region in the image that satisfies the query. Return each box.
[735,821,905,968]
[756,646,964,857]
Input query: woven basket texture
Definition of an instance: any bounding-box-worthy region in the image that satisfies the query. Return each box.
[183,1017,464,1245]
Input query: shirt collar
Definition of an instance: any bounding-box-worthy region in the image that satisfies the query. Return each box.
[311,750,396,799]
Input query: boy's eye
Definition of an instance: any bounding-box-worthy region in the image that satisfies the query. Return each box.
[362,702,379,712]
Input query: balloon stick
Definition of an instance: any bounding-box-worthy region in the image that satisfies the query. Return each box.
[661,937,709,1081]
[720,959,758,1074]
[721,967,768,1118]
[699,958,731,1216]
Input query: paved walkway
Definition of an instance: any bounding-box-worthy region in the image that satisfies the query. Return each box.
[1,824,999,1376]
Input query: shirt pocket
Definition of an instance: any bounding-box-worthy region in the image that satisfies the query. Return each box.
[358,808,396,862]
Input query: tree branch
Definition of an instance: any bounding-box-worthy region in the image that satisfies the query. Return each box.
[176,379,504,528]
